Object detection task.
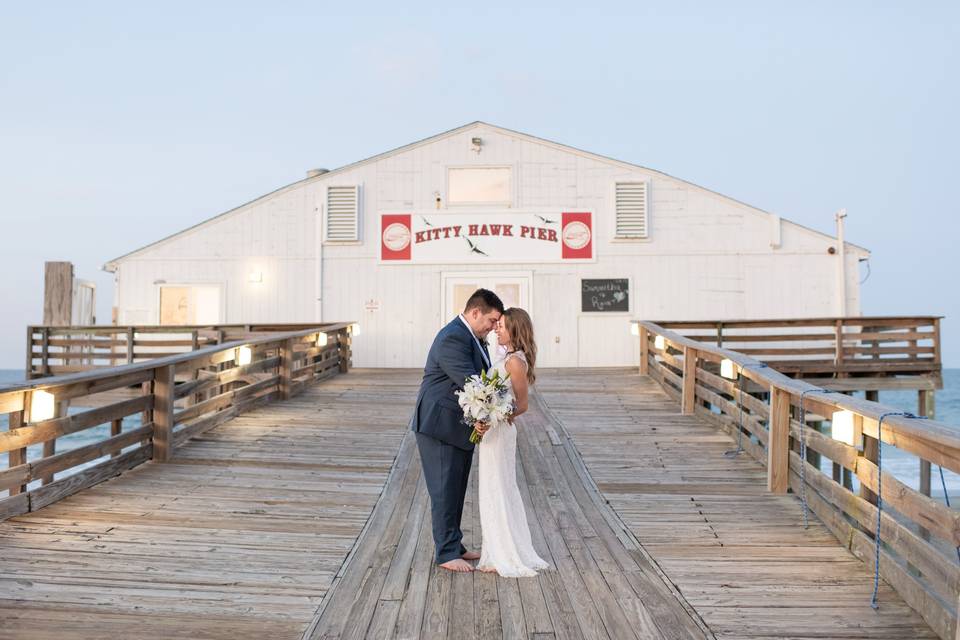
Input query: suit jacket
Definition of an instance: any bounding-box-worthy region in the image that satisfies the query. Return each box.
[411,317,489,450]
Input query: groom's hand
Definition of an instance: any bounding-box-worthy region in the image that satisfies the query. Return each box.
[474,421,490,436]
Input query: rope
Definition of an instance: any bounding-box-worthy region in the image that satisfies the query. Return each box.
[936,464,960,563]
[796,388,831,529]
[871,411,925,610]
[724,363,768,458]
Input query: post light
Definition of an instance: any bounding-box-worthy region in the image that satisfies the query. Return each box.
[720,358,737,380]
[248,271,263,283]
[831,410,857,446]
[630,323,640,336]
[350,323,361,336]
[317,332,328,347]
[654,335,666,350]
[30,389,56,422]
[237,345,253,366]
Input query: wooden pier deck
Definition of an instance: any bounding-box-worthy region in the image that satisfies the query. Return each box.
[0,368,942,639]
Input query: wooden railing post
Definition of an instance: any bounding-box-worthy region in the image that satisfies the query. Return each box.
[126,327,135,364]
[767,387,791,493]
[834,319,844,369]
[681,346,697,415]
[280,338,294,400]
[339,329,351,374]
[153,365,175,462]
[638,326,649,376]
[25,326,35,379]
[7,404,27,495]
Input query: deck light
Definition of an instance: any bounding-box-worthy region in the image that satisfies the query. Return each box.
[350,323,361,336]
[831,410,857,446]
[630,323,640,336]
[248,271,263,283]
[237,345,253,366]
[317,332,328,347]
[720,359,737,380]
[654,335,666,350]
[30,389,56,422]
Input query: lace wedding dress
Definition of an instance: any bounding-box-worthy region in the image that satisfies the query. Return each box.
[476,350,550,577]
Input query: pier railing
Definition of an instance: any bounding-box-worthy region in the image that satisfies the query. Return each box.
[655,316,942,389]
[1,323,353,522]
[635,320,959,640]
[24,323,341,378]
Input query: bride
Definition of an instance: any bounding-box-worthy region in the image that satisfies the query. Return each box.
[476,307,550,577]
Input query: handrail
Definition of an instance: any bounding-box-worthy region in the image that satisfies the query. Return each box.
[634,319,959,640]
[2,322,355,523]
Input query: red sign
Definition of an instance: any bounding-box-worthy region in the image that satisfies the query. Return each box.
[561,212,593,260]
[381,214,412,260]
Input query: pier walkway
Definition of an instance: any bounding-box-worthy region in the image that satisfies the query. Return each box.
[1,367,940,639]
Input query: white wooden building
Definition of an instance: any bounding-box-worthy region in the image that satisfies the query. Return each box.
[102,122,869,368]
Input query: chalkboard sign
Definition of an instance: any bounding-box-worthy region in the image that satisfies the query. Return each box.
[582,279,629,312]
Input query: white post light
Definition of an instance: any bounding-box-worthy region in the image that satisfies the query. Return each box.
[630,323,640,336]
[317,332,328,347]
[237,345,253,366]
[831,409,857,446]
[350,323,361,336]
[30,389,56,422]
[720,358,737,380]
[654,335,666,350]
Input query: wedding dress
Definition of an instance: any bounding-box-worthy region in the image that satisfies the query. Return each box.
[477,349,550,577]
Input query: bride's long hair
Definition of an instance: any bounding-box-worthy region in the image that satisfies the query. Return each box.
[502,307,537,385]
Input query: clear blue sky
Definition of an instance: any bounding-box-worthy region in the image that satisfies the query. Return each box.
[1,1,957,368]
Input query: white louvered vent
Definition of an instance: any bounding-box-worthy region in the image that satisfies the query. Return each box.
[615,182,648,238]
[325,185,360,241]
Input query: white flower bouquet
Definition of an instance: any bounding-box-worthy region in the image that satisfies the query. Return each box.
[456,368,515,444]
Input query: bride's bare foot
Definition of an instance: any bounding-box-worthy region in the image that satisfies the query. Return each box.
[477,566,498,574]
[439,558,474,573]
[462,550,481,561]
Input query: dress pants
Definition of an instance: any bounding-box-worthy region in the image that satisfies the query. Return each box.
[415,432,473,563]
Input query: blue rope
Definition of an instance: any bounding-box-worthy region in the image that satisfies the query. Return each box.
[871,411,925,610]
[724,363,768,458]
[797,388,831,529]
[936,465,960,563]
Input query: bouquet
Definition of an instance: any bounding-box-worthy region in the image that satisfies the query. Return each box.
[456,368,515,444]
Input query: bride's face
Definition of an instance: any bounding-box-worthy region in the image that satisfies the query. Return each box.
[494,317,512,346]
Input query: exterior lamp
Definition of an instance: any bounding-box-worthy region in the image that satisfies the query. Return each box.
[630,323,640,336]
[350,323,361,336]
[654,335,666,350]
[720,359,737,380]
[248,271,263,283]
[237,345,253,366]
[831,410,857,446]
[317,332,328,347]
[30,389,56,422]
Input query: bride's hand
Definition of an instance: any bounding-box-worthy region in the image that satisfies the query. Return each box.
[474,421,490,435]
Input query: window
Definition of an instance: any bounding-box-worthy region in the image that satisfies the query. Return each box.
[326,185,360,241]
[447,167,512,206]
[615,182,649,238]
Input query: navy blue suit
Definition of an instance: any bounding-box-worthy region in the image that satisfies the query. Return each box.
[411,316,491,563]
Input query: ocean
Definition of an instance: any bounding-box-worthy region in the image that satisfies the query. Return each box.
[1,368,959,497]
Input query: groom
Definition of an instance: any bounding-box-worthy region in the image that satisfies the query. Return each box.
[411,288,504,573]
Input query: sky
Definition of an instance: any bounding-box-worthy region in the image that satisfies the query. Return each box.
[0,1,957,369]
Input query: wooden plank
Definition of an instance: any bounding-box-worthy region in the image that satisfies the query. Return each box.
[29,445,153,511]
[153,365,175,462]
[766,387,791,493]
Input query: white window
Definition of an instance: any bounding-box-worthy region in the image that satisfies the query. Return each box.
[447,167,512,206]
[615,182,649,238]
[325,185,360,241]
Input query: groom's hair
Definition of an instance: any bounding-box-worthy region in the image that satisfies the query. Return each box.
[463,288,504,314]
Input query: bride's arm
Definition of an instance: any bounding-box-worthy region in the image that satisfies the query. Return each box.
[505,358,528,418]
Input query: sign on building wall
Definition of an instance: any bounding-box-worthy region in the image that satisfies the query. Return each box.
[581,279,629,312]
[380,211,594,263]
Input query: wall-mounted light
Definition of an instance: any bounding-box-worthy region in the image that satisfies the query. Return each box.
[30,389,56,422]
[248,271,263,283]
[654,335,666,350]
[237,345,253,366]
[831,410,857,446]
[720,359,737,380]
[471,137,483,153]
[350,323,361,336]
[630,323,640,336]
[317,332,328,347]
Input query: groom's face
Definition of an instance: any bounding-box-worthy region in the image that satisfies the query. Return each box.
[467,307,501,339]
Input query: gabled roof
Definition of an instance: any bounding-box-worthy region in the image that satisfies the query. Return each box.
[103,120,869,270]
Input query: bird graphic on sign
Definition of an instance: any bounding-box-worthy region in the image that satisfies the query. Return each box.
[534,214,557,225]
[420,215,434,227]
[464,236,488,257]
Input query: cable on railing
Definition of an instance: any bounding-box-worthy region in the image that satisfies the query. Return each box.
[936,464,960,563]
[871,411,927,610]
[796,388,832,529]
[724,363,769,458]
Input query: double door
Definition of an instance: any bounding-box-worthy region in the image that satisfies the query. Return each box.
[442,272,531,357]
